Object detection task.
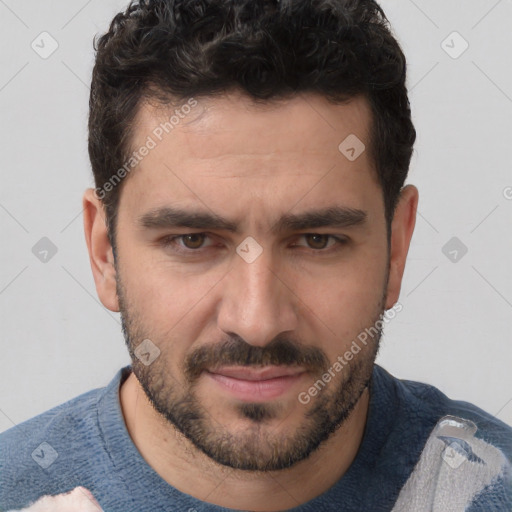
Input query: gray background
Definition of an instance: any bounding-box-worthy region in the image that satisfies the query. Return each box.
[1,0,511,433]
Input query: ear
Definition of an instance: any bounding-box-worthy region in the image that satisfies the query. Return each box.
[83,189,119,312]
[385,184,419,309]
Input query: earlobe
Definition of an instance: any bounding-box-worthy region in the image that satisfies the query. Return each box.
[83,188,120,312]
[385,185,419,309]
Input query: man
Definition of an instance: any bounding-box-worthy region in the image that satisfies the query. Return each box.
[1,0,511,510]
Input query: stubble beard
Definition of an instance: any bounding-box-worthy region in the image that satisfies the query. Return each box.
[116,276,384,472]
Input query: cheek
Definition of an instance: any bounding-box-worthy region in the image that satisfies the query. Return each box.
[296,252,387,341]
[120,247,212,310]
[120,260,227,351]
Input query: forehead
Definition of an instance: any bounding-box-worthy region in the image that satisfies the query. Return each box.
[131,91,373,165]
[117,91,381,228]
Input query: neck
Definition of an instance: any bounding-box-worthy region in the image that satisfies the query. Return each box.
[120,371,369,511]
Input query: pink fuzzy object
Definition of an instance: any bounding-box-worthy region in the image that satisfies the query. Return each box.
[15,487,103,512]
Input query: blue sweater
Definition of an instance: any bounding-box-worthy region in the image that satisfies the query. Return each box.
[1,365,511,511]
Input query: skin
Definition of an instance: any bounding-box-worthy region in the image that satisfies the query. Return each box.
[83,91,418,511]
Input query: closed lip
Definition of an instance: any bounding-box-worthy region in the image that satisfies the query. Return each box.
[206,366,306,381]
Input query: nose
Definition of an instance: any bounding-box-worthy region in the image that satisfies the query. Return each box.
[216,246,299,347]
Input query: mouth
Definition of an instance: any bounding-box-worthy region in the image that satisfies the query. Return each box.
[205,366,307,402]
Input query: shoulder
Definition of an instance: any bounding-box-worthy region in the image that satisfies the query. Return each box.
[0,376,116,510]
[376,365,512,456]
[386,368,512,446]
[375,367,512,510]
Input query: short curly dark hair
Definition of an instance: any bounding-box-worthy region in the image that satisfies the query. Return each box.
[88,0,416,242]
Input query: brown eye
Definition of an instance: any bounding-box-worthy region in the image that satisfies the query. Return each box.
[181,233,206,249]
[305,234,330,250]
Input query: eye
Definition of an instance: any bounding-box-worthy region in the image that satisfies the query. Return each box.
[179,233,209,249]
[160,233,214,253]
[294,234,347,251]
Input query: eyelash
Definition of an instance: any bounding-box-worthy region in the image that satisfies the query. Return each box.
[159,233,348,255]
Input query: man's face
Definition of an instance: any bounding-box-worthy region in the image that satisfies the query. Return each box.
[113,92,390,471]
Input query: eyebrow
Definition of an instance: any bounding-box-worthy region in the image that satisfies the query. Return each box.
[138,205,367,234]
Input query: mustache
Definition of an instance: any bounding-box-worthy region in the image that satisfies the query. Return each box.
[184,335,329,382]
